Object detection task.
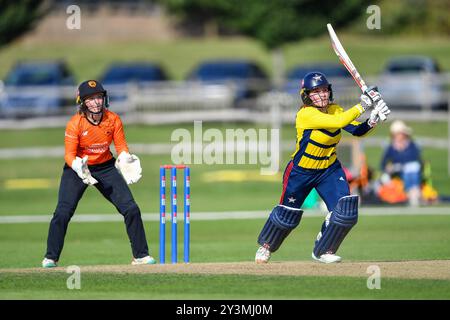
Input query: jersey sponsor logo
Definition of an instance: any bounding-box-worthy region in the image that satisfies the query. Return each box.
[82,130,88,136]
[86,142,109,154]
[339,176,345,181]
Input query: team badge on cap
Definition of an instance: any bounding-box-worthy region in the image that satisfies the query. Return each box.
[88,81,97,88]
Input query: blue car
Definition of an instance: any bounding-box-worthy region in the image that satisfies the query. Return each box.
[0,61,75,118]
[100,62,169,85]
[99,62,169,111]
[187,59,271,107]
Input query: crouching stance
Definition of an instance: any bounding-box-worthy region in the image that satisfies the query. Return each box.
[42,80,156,268]
[255,72,390,264]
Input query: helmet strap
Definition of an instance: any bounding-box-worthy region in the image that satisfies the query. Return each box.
[79,95,106,125]
[85,110,103,126]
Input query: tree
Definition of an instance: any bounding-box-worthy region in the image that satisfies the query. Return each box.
[160,0,371,84]
[220,0,369,50]
[0,0,47,47]
[161,0,232,36]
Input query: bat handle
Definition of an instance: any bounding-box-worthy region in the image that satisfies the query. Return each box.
[363,85,386,122]
[364,86,380,101]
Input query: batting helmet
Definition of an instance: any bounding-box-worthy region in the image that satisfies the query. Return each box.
[300,72,333,105]
[76,80,109,109]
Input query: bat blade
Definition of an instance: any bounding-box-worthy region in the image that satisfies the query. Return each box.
[327,23,386,121]
[326,23,367,91]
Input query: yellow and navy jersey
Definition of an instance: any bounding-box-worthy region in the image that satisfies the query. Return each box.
[292,103,373,170]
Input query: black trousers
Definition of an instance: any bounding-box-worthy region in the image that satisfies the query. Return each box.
[45,158,149,261]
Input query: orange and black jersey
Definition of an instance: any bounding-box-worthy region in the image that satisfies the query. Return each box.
[292,103,374,170]
[64,110,129,167]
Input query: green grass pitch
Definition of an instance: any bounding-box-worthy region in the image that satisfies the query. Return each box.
[0,122,449,300]
[0,215,449,299]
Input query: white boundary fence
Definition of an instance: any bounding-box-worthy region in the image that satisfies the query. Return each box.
[1,206,450,224]
[0,76,449,173]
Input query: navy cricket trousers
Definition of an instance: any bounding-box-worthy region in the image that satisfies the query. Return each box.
[45,158,149,261]
[279,160,350,211]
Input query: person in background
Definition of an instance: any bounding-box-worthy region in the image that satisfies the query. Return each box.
[380,120,422,206]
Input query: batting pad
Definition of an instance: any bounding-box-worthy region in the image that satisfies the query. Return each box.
[257,205,303,252]
[313,195,358,257]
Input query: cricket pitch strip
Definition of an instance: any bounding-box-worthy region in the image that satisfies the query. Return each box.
[1,260,449,280]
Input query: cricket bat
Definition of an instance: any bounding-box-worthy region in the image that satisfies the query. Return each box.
[326,23,386,121]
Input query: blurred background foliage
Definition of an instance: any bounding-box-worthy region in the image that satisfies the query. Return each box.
[350,0,450,36]
[159,0,450,40]
[1,0,449,48]
[160,0,371,49]
[0,0,47,47]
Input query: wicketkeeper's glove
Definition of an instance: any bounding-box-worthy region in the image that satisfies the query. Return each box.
[72,156,98,185]
[115,151,142,184]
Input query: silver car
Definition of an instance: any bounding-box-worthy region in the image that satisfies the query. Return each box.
[377,55,448,111]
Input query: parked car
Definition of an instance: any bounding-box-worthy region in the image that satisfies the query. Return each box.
[0,60,75,118]
[283,62,354,98]
[377,56,448,110]
[100,62,169,85]
[99,62,169,112]
[186,59,271,107]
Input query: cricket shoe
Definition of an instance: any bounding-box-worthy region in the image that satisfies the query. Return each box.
[42,258,57,268]
[255,245,271,264]
[131,255,157,265]
[311,252,342,264]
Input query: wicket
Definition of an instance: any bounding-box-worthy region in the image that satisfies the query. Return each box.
[159,164,190,264]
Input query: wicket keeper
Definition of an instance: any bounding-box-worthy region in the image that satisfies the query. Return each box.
[42,80,156,268]
[255,72,390,264]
